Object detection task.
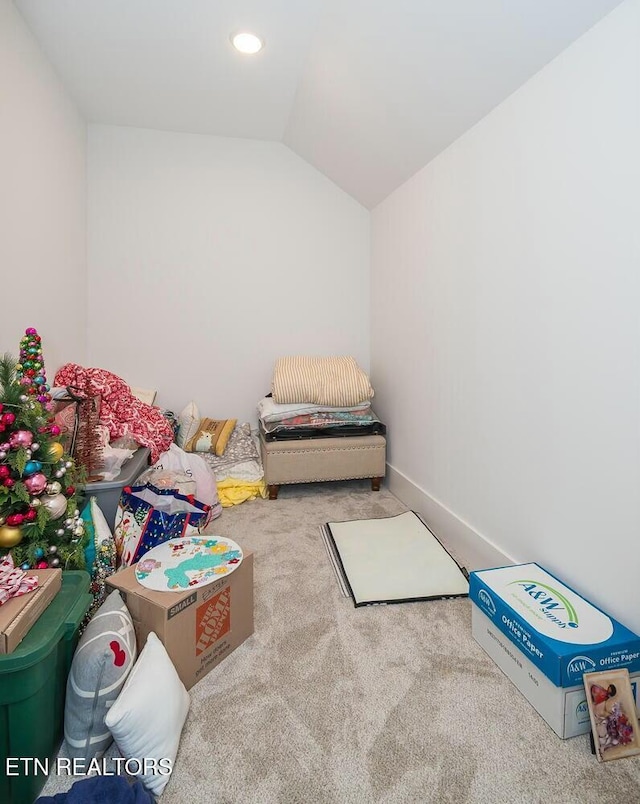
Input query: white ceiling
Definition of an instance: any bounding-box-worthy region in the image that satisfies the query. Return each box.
[15,0,624,208]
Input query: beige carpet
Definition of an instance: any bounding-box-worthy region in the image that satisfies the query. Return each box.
[40,481,640,803]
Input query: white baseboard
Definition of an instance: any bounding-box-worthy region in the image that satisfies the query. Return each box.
[385,464,514,572]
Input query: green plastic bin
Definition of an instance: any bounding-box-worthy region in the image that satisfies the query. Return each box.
[0,571,91,804]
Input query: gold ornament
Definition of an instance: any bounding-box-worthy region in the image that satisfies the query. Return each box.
[0,525,23,548]
[48,442,65,462]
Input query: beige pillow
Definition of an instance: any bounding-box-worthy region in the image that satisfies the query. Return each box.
[272,356,374,406]
[176,401,200,448]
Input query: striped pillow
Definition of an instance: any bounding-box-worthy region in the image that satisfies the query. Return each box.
[271,356,374,407]
[64,590,137,761]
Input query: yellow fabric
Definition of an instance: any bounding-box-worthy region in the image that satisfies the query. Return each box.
[216,478,267,507]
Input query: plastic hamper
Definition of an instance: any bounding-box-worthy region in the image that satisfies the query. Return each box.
[0,571,91,804]
[84,447,150,529]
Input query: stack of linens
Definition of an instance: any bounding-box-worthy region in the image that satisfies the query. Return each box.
[259,356,386,442]
[175,402,267,506]
[199,423,267,505]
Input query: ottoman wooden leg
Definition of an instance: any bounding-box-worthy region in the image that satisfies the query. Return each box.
[371,477,382,491]
[268,484,280,500]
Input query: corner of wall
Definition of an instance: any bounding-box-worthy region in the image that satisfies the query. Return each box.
[386,463,513,572]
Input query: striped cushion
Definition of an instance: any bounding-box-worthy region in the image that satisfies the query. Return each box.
[64,590,137,761]
[271,356,374,407]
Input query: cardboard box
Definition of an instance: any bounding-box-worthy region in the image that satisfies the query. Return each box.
[0,569,62,654]
[472,605,640,738]
[469,563,640,687]
[107,550,253,690]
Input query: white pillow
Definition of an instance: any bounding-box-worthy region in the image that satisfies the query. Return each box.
[104,632,190,796]
[176,401,200,449]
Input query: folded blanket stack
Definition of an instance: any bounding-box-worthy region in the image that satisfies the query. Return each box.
[198,423,267,506]
[260,356,384,441]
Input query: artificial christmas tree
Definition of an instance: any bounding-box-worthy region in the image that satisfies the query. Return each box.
[0,348,86,570]
[15,327,53,412]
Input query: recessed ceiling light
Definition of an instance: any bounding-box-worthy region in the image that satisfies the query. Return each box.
[231,32,264,55]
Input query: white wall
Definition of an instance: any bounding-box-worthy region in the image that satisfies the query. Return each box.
[87,125,370,422]
[0,0,86,371]
[371,0,640,630]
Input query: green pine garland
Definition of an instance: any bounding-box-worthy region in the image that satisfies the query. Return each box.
[0,353,87,569]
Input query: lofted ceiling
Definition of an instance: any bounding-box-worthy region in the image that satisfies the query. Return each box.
[15,0,624,208]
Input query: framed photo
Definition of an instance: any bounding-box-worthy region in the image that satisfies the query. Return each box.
[584,669,640,762]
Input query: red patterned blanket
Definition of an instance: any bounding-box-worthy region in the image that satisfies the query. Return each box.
[53,364,173,463]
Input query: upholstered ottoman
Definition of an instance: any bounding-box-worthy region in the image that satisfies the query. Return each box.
[259,432,387,499]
